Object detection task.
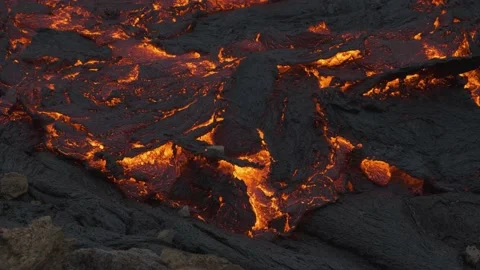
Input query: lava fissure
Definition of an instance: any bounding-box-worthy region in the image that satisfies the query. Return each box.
[1,0,480,237]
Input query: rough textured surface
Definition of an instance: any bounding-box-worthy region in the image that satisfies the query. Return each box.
[20,29,112,64]
[297,191,464,270]
[465,246,480,267]
[64,248,244,270]
[0,0,480,269]
[64,248,169,270]
[159,248,244,270]
[0,216,73,270]
[0,142,374,270]
[0,172,28,200]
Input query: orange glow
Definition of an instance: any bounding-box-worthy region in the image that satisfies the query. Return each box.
[1,0,469,235]
[10,37,31,50]
[360,159,392,186]
[393,169,424,194]
[366,71,377,77]
[460,69,480,107]
[111,30,130,40]
[118,142,176,171]
[217,48,237,63]
[433,16,440,30]
[197,129,215,145]
[136,43,176,58]
[340,81,354,92]
[185,60,217,76]
[277,65,291,74]
[215,129,287,232]
[105,97,123,107]
[308,21,330,34]
[118,65,140,83]
[64,72,81,80]
[38,111,85,131]
[452,33,471,57]
[364,78,400,97]
[153,2,162,10]
[324,136,355,172]
[161,100,197,119]
[304,67,334,88]
[423,43,446,59]
[315,50,362,67]
[186,114,217,135]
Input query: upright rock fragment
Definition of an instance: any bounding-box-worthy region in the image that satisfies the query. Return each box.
[0,172,28,200]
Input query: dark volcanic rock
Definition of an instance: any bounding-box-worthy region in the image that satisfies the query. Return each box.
[11,2,51,14]
[0,61,25,86]
[330,86,480,190]
[21,29,112,64]
[213,54,277,156]
[64,247,244,270]
[405,192,480,250]
[64,248,169,270]
[298,190,462,270]
[0,139,375,270]
[1,0,480,269]
[159,248,244,270]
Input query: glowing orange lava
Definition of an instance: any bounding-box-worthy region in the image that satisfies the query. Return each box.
[360,159,392,186]
[2,0,474,236]
[315,50,362,67]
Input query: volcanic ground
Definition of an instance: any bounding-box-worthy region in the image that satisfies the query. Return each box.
[1,0,480,269]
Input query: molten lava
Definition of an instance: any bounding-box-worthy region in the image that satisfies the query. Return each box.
[360,159,392,186]
[1,0,478,236]
[361,159,424,194]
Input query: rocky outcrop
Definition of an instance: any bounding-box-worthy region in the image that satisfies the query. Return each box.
[0,216,243,270]
[64,248,169,270]
[64,248,244,270]
[159,248,244,270]
[0,172,28,200]
[0,216,73,270]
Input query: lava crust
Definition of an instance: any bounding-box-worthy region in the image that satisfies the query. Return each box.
[1,0,480,239]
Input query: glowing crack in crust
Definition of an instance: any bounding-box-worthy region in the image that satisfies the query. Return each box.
[1,0,478,236]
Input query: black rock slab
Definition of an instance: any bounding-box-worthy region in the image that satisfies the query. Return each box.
[328,85,480,190]
[21,29,112,64]
[213,54,277,156]
[297,190,461,270]
[405,192,480,250]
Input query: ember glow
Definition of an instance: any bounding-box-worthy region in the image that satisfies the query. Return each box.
[360,159,392,186]
[361,159,424,194]
[1,0,479,236]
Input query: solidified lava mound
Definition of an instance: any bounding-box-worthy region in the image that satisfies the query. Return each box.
[1,0,480,237]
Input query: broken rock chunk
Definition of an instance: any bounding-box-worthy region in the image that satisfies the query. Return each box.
[20,29,112,65]
[160,248,244,270]
[206,145,225,155]
[0,172,28,200]
[0,216,73,270]
[465,245,480,267]
[178,206,190,217]
[157,229,176,244]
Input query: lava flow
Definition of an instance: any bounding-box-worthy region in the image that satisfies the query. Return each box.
[1,0,480,236]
